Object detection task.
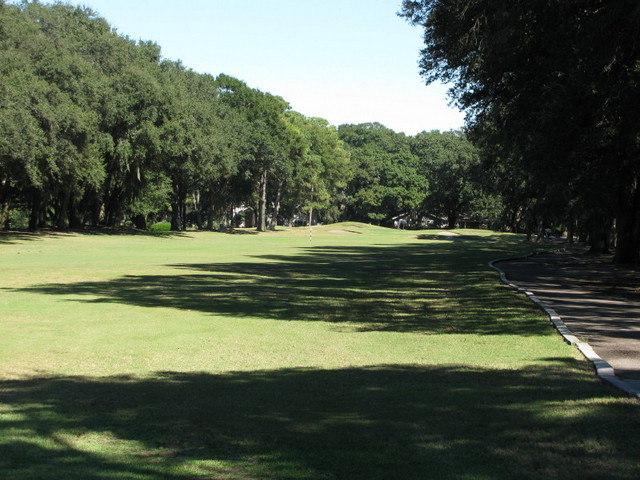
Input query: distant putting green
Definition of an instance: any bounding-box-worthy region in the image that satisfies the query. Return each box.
[1,224,638,480]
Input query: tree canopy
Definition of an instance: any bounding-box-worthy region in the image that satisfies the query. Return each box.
[1,0,504,233]
[339,123,428,226]
[0,1,356,231]
[400,0,640,262]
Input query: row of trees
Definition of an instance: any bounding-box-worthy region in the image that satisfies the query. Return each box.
[0,1,354,231]
[1,1,496,232]
[339,123,500,228]
[401,0,640,262]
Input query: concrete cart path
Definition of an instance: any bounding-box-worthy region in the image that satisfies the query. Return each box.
[497,250,640,393]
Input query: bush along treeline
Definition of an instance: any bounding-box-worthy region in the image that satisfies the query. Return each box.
[401,0,640,262]
[1,1,500,232]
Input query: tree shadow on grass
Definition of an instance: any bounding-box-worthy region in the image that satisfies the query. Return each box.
[0,229,190,244]
[0,231,45,244]
[14,238,549,335]
[1,362,638,480]
[70,228,191,238]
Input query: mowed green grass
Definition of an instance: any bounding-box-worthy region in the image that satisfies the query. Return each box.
[1,223,638,480]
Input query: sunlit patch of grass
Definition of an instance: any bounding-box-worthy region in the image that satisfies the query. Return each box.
[0,224,638,479]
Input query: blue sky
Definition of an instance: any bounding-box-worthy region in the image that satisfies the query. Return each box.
[40,0,465,135]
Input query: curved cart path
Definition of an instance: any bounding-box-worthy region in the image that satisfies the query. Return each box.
[497,249,640,394]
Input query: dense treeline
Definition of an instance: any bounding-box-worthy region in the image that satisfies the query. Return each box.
[401,0,640,262]
[1,1,495,232]
[338,123,500,228]
[0,1,350,231]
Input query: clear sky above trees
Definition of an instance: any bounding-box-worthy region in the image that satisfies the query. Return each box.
[30,0,464,135]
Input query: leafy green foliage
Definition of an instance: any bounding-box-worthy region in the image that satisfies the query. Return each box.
[217,74,301,231]
[159,65,246,231]
[401,0,640,260]
[149,220,171,232]
[339,123,428,225]
[283,113,352,224]
[1,1,503,233]
[410,130,494,228]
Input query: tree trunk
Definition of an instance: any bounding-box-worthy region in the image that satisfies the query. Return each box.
[56,188,71,229]
[0,175,9,229]
[133,214,147,230]
[587,212,611,254]
[91,201,104,227]
[181,200,187,231]
[206,210,214,230]
[613,177,640,263]
[567,218,575,244]
[1,199,9,230]
[170,181,187,232]
[273,186,281,228]
[578,225,588,243]
[447,211,458,230]
[193,192,203,230]
[171,200,182,231]
[0,197,9,230]
[257,170,267,232]
[105,186,124,227]
[509,207,519,233]
[524,208,536,241]
[68,193,82,229]
[29,189,44,230]
[588,227,610,254]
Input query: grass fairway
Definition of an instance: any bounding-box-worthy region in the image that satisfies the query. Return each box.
[1,223,638,479]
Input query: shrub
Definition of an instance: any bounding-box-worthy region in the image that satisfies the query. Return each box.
[150,221,171,232]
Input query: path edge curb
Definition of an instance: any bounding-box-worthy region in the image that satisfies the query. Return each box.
[488,253,640,399]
